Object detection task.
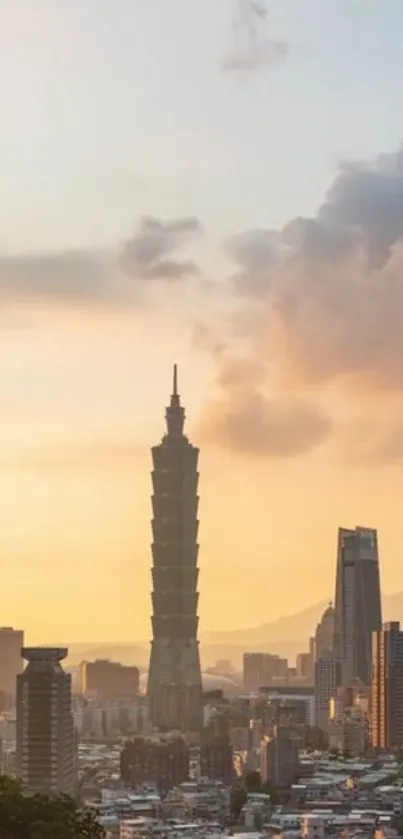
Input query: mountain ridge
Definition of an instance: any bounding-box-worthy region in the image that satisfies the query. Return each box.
[64,592,403,668]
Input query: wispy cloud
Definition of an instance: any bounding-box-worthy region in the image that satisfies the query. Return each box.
[0,215,203,308]
[223,0,288,74]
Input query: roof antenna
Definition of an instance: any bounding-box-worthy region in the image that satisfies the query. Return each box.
[173,363,178,397]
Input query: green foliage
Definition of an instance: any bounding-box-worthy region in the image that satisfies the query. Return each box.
[230,787,247,818]
[243,771,280,804]
[244,770,261,792]
[0,776,104,839]
[261,780,280,804]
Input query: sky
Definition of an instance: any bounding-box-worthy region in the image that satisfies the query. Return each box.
[1,0,403,645]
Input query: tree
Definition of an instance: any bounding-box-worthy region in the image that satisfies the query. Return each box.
[0,776,104,839]
[244,770,262,793]
[261,780,280,805]
[230,787,247,819]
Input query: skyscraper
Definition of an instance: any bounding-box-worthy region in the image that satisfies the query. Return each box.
[314,653,341,733]
[0,627,24,697]
[315,604,334,660]
[371,622,403,750]
[333,527,382,685]
[16,648,75,796]
[147,366,202,733]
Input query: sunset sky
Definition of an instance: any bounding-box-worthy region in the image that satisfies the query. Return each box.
[1,0,403,645]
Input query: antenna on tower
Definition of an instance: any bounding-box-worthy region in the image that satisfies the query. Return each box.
[173,363,178,397]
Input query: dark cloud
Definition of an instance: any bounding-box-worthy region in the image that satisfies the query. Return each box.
[0,215,202,306]
[223,0,288,74]
[119,215,202,280]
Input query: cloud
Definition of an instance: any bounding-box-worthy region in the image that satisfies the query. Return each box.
[0,250,113,304]
[223,0,288,74]
[119,216,202,280]
[226,145,403,392]
[197,356,332,457]
[0,215,203,307]
[196,144,403,459]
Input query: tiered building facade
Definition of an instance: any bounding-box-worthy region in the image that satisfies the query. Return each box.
[147,366,202,733]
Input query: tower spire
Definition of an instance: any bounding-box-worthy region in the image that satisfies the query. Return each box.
[165,363,185,437]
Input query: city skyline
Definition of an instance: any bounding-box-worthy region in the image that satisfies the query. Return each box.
[1,1,403,642]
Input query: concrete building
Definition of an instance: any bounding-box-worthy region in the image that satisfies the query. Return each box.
[333,526,382,685]
[16,647,75,796]
[200,737,233,784]
[120,736,189,794]
[80,660,140,699]
[315,605,334,660]
[147,366,202,733]
[372,621,403,750]
[260,725,299,789]
[0,627,24,697]
[296,652,314,680]
[328,712,367,756]
[258,686,315,726]
[243,653,288,690]
[314,654,341,733]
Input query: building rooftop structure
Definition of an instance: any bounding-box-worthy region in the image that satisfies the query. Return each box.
[22,646,68,662]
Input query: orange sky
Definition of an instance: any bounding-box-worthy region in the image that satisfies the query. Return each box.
[0,305,402,647]
[2,0,403,649]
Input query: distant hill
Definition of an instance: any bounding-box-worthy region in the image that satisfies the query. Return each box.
[64,592,403,669]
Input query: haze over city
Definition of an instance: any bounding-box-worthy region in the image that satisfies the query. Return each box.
[2,0,403,648]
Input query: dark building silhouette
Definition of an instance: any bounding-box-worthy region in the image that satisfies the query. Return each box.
[147,366,202,732]
[315,604,335,660]
[371,622,403,750]
[200,738,233,784]
[80,660,139,699]
[260,726,300,789]
[16,648,75,796]
[0,627,24,698]
[333,527,382,685]
[120,736,189,794]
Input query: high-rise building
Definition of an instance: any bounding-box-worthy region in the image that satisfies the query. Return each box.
[16,648,75,796]
[260,726,300,788]
[314,654,341,733]
[0,627,24,697]
[243,653,288,690]
[333,526,382,685]
[315,605,334,660]
[296,652,314,680]
[147,366,202,732]
[80,660,140,699]
[371,622,403,750]
[200,737,233,784]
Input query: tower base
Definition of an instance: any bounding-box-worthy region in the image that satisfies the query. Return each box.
[147,638,202,732]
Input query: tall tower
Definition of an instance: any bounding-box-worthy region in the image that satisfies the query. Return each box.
[333,526,382,685]
[147,366,202,733]
[371,622,403,750]
[16,647,75,796]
